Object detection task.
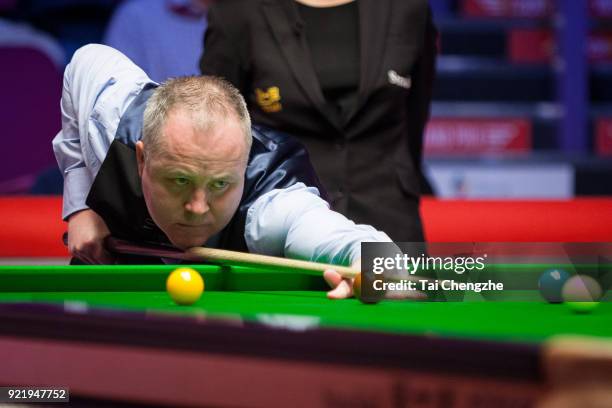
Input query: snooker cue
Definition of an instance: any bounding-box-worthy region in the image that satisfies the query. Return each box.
[64,234,433,285]
[107,238,434,288]
[105,237,361,278]
[187,246,361,278]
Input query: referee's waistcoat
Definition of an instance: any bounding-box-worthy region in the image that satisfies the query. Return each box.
[85,84,326,261]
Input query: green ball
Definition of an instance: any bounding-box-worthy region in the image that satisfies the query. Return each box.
[538,268,570,303]
[565,301,599,314]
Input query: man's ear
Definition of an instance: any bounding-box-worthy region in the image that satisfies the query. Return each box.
[135,141,145,177]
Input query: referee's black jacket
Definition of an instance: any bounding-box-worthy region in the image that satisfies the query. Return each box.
[200,0,437,241]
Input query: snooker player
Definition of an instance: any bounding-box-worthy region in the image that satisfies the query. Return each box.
[52,44,391,299]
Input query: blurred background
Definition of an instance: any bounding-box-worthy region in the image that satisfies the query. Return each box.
[427,0,612,199]
[0,0,611,199]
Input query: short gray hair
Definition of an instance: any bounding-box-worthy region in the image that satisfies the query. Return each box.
[142,76,252,160]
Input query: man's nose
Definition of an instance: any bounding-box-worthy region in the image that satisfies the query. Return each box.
[185,188,209,215]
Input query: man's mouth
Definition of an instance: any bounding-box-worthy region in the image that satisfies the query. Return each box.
[176,223,207,228]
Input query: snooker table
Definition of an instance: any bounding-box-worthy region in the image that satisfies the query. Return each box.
[0,264,611,407]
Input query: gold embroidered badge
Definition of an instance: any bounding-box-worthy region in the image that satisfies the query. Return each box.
[255,87,282,113]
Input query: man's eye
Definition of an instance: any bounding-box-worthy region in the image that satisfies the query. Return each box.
[174,177,190,186]
[211,180,229,190]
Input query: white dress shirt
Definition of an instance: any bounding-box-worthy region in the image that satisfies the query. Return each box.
[52,44,391,265]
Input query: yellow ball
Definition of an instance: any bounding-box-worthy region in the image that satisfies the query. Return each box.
[166,267,204,305]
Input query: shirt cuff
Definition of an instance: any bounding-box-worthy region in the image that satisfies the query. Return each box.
[343,227,392,263]
[62,167,93,220]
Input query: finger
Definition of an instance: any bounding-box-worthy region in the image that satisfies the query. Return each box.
[327,279,353,299]
[72,250,94,265]
[67,242,79,258]
[91,245,114,265]
[323,269,344,288]
[81,243,101,265]
[76,242,102,265]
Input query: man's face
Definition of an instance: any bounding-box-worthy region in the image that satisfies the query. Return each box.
[136,109,248,249]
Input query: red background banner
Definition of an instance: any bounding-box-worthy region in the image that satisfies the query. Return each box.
[1,197,611,257]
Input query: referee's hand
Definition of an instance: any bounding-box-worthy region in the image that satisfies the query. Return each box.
[67,209,114,264]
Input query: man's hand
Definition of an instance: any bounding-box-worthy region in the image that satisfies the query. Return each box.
[324,259,361,299]
[324,258,427,300]
[67,209,114,264]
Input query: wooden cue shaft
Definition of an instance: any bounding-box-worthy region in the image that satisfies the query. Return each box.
[184,247,432,285]
[183,246,360,279]
[103,238,436,288]
[105,237,359,278]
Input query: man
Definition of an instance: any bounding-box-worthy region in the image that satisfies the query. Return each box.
[53,44,391,299]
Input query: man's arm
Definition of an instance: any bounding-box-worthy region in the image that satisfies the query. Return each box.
[244,183,392,298]
[52,44,154,262]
